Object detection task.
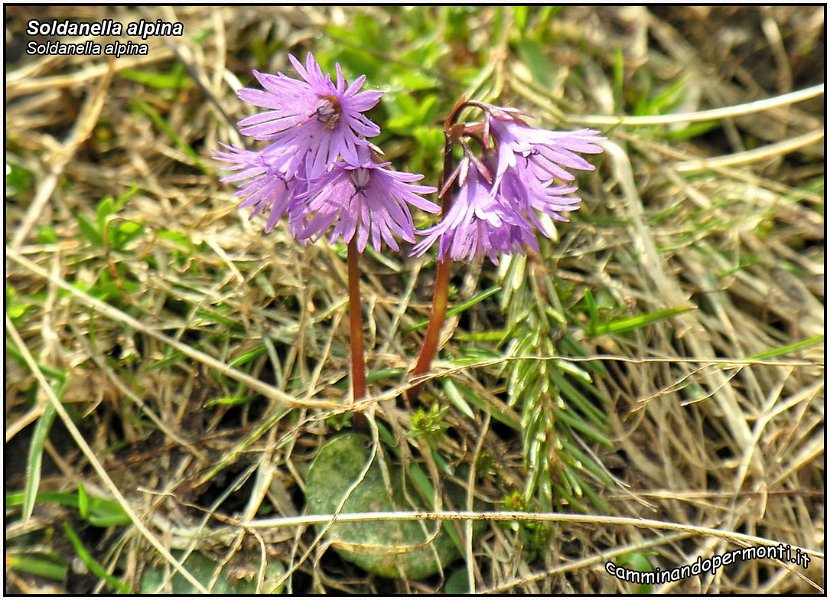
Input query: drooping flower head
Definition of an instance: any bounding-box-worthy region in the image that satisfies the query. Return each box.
[413,158,537,264]
[413,104,605,265]
[302,152,439,252]
[486,109,604,185]
[236,53,383,178]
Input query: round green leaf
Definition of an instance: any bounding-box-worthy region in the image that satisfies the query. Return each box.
[305,433,458,579]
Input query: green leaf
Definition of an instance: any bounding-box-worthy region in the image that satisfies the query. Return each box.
[36,224,59,244]
[513,6,530,31]
[667,120,721,141]
[77,482,90,520]
[452,379,521,431]
[590,306,696,337]
[7,554,68,581]
[6,286,33,321]
[366,368,405,384]
[635,75,688,117]
[110,220,145,251]
[534,6,563,38]
[5,342,67,382]
[550,370,606,428]
[145,351,186,371]
[228,346,267,369]
[140,551,284,594]
[23,398,58,521]
[157,229,193,249]
[119,64,189,90]
[204,395,251,407]
[96,196,115,232]
[76,211,103,246]
[455,329,507,342]
[406,286,502,332]
[583,289,600,333]
[6,159,35,198]
[63,523,131,593]
[555,407,613,448]
[745,335,824,361]
[560,437,615,488]
[516,39,555,89]
[560,332,608,377]
[618,551,656,593]
[442,379,476,420]
[416,94,439,125]
[7,489,131,527]
[444,568,471,594]
[613,47,624,109]
[578,473,610,513]
[554,483,590,513]
[553,359,593,384]
[196,308,241,329]
[463,62,496,102]
[254,274,276,298]
[114,183,140,211]
[305,434,459,579]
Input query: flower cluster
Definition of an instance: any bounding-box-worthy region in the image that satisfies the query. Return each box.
[413,108,604,264]
[216,53,439,252]
[217,53,604,263]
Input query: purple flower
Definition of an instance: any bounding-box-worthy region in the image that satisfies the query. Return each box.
[413,112,604,265]
[214,143,307,236]
[498,165,582,227]
[301,157,439,252]
[488,114,604,184]
[412,160,536,264]
[236,53,383,178]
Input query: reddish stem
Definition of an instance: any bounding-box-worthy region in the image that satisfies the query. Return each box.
[406,99,469,402]
[408,258,451,400]
[347,239,367,401]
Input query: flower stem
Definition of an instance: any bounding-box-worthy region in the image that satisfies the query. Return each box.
[407,258,451,400]
[347,239,367,402]
[407,101,466,402]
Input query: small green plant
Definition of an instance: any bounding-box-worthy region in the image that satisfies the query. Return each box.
[502,490,554,563]
[409,402,449,442]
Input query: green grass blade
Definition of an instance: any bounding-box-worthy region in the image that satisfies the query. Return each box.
[63,523,131,593]
[7,554,68,581]
[5,342,67,382]
[590,306,696,337]
[454,330,507,342]
[442,379,475,420]
[23,399,58,521]
[450,380,521,431]
[119,64,189,90]
[406,286,502,332]
[554,408,613,448]
[366,368,405,384]
[745,335,823,361]
[203,395,251,407]
[145,351,186,372]
[228,345,268,369]
[77,482,90,520]
[549,371,606,428]
[406,462,466,556]
[195,407,288,487]
[8,489,131,527]
[75,211,103,246]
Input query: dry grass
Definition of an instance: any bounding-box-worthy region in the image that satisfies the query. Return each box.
[5,6,825,594]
